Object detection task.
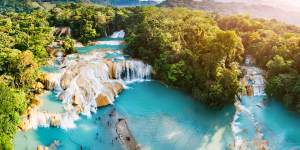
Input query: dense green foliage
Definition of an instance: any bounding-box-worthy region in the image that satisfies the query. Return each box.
[1,2,300,148]
[124,7,244,107]
[0,83,26,150]
[48,3,129,43]
[62,36,76,54]
[0,11,54,148]
[217,15,300,112]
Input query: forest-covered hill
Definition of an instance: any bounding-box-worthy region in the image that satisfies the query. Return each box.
[159,0,300,26]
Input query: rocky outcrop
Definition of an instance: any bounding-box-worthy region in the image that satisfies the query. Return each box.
[32,82,44,94]
[96,94,110,107]
[95,81,124,107]
[20,108,62,130]
[39,73,56,90]
[22,47,151,130]
[116,118,141,150]
[54,27,71,37]
[31,97,42,106]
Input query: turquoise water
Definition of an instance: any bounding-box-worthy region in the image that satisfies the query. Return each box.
[14,81,234,150]
[116,82,234,150]
[15,33,300,150]
[39,91,65,114]
[40,65,59,73]
[76,44,126,54]
[241,96,300,150]
[14,106,123,150]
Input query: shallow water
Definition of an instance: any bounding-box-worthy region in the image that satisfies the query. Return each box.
[76,44,126,54]
[39,91,65,114]
[40,65,59,73]
[15,32,300,150]
[14,81,234,150]
[242,96,300,150]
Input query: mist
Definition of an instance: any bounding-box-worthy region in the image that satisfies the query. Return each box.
[214,0,300,12]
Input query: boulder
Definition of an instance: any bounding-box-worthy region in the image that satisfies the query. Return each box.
[96,94,110,107]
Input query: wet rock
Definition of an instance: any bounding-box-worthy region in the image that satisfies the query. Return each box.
[105,60,115,79]
[113,82,124,93]
[116,118,141,150]
[47,46,58,57]
[96,94,110,107]
[49,140,60,150]
[39,74,55,90]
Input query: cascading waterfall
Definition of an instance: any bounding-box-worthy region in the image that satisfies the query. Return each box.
[231,55,268,150]
[22,30,152,130]
[115,60,152,82]
[110,30,125,38]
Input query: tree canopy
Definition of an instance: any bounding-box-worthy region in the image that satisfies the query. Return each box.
[124,7,244,107]
[218,15,300,112]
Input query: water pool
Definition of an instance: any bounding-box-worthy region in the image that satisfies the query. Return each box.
[14,31,300,150]
[14,81,234,150]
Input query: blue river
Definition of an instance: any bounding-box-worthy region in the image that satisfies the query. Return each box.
[14,33,300,150]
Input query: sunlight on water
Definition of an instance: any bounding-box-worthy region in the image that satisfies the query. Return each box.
[14,31,300,150]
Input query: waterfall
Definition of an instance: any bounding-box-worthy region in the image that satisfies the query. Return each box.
[54,55,151,128]
[23,30,152,130]
[231,101,243,149]
[110,30,125,38]
[114,60,152,82]
[230,55,268,149]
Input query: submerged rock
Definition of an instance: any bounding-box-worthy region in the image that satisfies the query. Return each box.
[49,140,60,150]
[116,118,141,150]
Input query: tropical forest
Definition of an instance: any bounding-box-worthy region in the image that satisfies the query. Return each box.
[0,0,300,150]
